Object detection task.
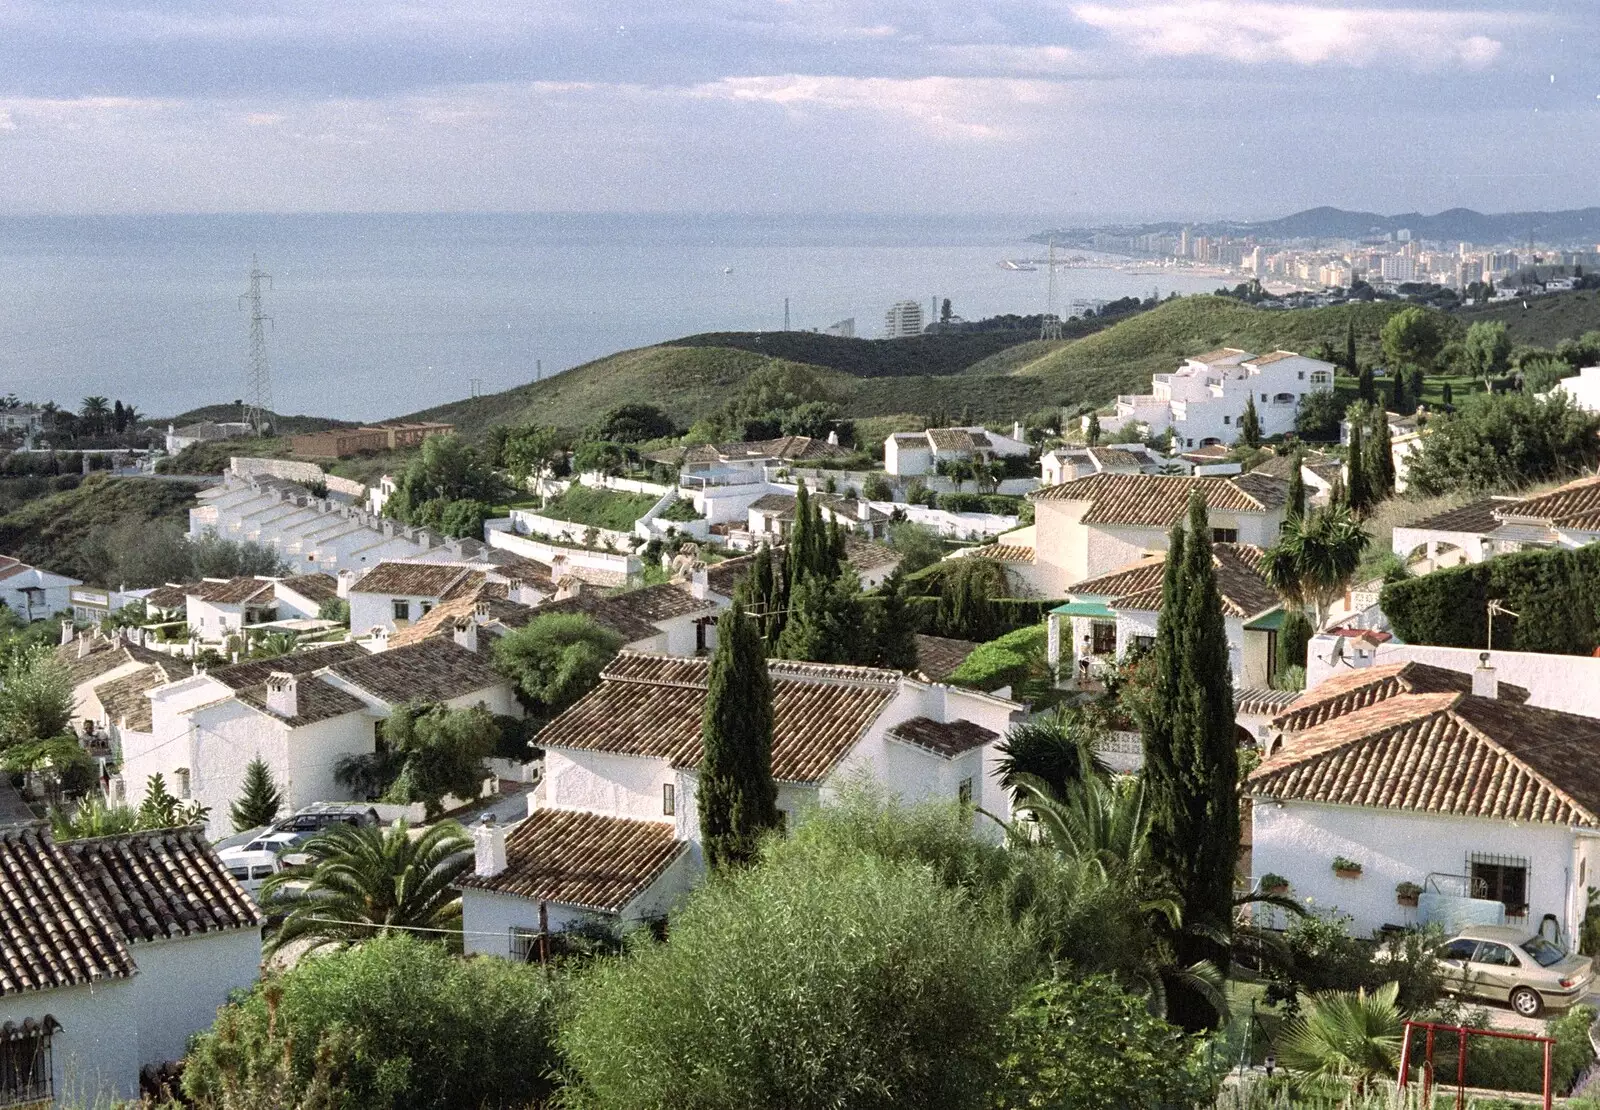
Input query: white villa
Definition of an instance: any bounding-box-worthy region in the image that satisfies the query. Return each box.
[1391,475,1600,573]
[1550,365,1600,413]
[1092,348,1335,449]
[458,652,1024,952]
[885,424,1031,478]
[967,471,1289,597]
[1039,444,1164,486]
[0,556,80,622]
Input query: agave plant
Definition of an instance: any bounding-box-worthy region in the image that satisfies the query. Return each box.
[260,820,473,955]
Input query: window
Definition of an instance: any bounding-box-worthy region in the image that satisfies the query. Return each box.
[662,783,675,816]
[958,778,974,806]
[1212,528,1239,544]
[1223,415,1231,425]
[1260,393,1268,403]
[1,1020,53,1107]
[392,599,411,621]
[1522,936,1566,968]
[1091,620,1117,656]
[1297,370,1305,380]
[1439,938,1478,961]
[510,927,540,963]
[419,601,433,616]
[1131,634,1155,655]
[1474,942,1520,968]
[175,767,191,799]
[1470,853,1529,920]
[1311,371,1331,385]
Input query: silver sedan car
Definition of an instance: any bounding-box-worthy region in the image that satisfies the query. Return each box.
[1436,926,1594,1017]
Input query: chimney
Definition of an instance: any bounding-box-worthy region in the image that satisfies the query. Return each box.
[474,600,491,621]
[556,577,582,601]
[60,619,74,646]
[453,617,478,654]
[473,814,507,877]
[265,672,299,718]
[370,625,390,652]
[77,634,92,659]
[826,429,839,446]
[337,569,356,598]
[1473,652,1499,700]
[857,498,872,522]
[1012,420,1025,442]
[689,567,709,601]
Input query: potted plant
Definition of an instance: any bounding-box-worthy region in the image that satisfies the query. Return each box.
[1260,872,1290,896]
[1332,856,1363,879]
[1396,881,1423,907]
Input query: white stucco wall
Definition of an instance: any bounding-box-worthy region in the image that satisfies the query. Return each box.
[1251,799,1588,942]
[544,748,677,822]
[1305,641,1600,719]
[0,977,140,1106]
[461,888,595,956]
[348,591,439,636]
[187,597,246,636]
[128,929,262,1067]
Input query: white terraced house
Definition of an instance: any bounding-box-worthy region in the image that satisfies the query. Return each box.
[457,652,1024,954]
[1391,474,1600,573]
[1091,348,1335,449]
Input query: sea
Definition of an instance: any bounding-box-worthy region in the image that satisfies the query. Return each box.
[0,213,1228,423]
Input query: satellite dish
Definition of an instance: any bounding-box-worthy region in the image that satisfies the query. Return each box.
[1326,636,1346,666]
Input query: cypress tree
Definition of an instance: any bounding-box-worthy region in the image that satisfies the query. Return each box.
[1144,493,1239,1030]
[1237,397,1262,449]
[1277,609,1314,674]
[1442,381,1454,406]
[737,545,776,641]
[1345,316,1358,375]
[1086,411,1102,447]
[698,601,779,868]
[1345,418,1371,517]
[871,569,919,671]
[1368,410,1395,500]
[230,757,283,831]
[789,482,815,589]
[1357,363,1376,405]
[1285,448,1306,522]
[1389,368,1406,414]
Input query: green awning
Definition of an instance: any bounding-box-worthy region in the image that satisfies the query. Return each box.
[1050,601,1117,619]
[1243,608,1287,632]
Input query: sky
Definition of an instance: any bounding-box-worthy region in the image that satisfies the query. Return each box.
[0,0,1592,219]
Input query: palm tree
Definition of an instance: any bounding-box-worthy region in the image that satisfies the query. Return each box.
[79,396,110,436]
[994,706,1110,802]
[1279,981,1404,1095]
[260,820,473,955]
[249,631,299,659]
[1264,504,1370,630]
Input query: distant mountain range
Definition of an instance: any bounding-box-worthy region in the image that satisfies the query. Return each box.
[1040,207,1600,246]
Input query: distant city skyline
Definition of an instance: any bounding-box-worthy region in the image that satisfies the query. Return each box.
[0,1,1590,217]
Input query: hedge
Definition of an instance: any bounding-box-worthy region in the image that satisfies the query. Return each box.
[1380,544,1600,655]
[1416,1005,1595,1095]
[903,595,1065,642]
[947,626,1046,692]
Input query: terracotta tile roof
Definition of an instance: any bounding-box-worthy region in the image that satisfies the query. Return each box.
[886,716,998,759]
[537,652,900,784]
[1235,687,1302,717]
[458,809,686,913]
[1249,691,1600,827]
[275,573,340,604]
[1250,450,1334,481]
[1187,347,1254,364]
[913,634,979,681]
[328,638,507,706]
[844,536,901,572]
[142,584,195,610]
[1272,661,1529,733]
[1404,497,1513,534]
[964,544,1034,563]
[613,583,714,623]
[926,428,990,452]
[190,577,278,605]
[1031,472,1287,525]
[526,591,669,643]
[818,495,891,524]
[1244,350,1301,367]
[0,825,136,996]
[1070,544,1277,618]
[749,493,798,515]
[208,643,367,691]
[63,828,262,942]
[94,665,180,731]
[351,562,479,598]
[59,637,190,689]
[1086,447,1147,469]
[1499,476,1600,530]
[235,676,369,725]
[1181,444,1232,461]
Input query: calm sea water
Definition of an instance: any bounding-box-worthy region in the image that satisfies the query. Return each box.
[0,213,1224,422]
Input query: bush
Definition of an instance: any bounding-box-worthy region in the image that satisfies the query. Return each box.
[1264,914,1444,1016]
[1404,391,1600,496]
[1421,1005,1596,1095]
[1381,544,1600,655]
[182,933,563,1110]
[559,826,1029,1110]
[940,492,987,513]
[862,473,893,501]
[948,625,1046,693]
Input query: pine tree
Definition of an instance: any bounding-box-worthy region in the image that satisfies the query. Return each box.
[698,601,779,869]
[1086,411,1101,447]
[1237,397,1262,449]
[230,758,284,831]
[1141,493,1239,1030]
[1367,410,1395,500]
[1345,317,1358,375]
[1285,448,1306,522]
[1344,418,1371,517]
[1357,363,1376,406]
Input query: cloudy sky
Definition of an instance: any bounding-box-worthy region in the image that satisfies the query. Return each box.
[0,0,1590,218]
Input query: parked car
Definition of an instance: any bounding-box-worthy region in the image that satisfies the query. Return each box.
[217,832,303,897]
[270,803,381,838]
[1435,925,1594,1017]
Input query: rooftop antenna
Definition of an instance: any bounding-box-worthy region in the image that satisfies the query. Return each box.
[783,297,790,331]
[1040,238,1063,340]
[239,256,273,434]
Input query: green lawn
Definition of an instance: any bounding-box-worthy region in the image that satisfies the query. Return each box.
[533,485,658,531]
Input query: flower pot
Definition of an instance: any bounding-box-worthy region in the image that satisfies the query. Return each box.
[1264,883,1289,896]
[1334,867,1362,880]
[1397,893,1419,907]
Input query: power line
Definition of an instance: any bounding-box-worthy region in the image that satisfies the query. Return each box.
[239,256,273,433]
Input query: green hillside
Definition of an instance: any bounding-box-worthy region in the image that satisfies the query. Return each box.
[668,329,1033,377]
[160,405,355,434]
[1458,288,1600,348]
[0,474,194,582]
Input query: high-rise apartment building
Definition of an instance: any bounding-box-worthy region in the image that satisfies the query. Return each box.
[883,300,924,339]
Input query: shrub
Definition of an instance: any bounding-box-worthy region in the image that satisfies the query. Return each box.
[182,933,563,1110]
[948,625,1046,694]
[1422,1005,1596,1094]
[862,473,893,501]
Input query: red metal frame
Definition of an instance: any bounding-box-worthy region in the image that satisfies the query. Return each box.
[1397,1019,1554,1110]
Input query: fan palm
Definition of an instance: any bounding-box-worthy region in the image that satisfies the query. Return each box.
[1263,504,1370,629]
[994,706,1110,802]
[260,820,473,955]
[1279,980,1404,1095]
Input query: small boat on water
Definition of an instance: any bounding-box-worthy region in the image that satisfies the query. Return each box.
[997,260,1038,271]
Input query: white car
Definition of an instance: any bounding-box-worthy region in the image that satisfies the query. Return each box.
[217,832,303,896]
